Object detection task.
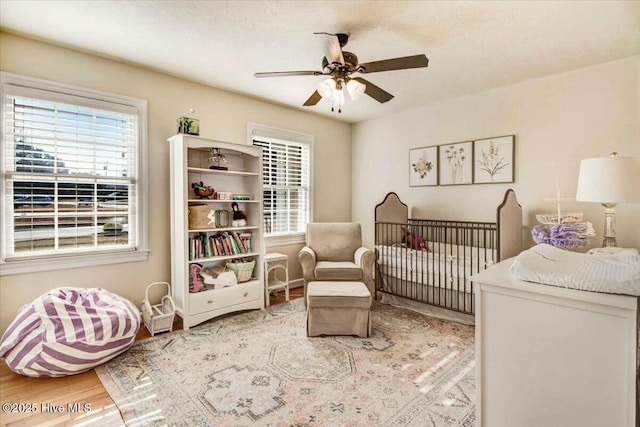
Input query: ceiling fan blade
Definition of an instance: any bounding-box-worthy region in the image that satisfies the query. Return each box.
[352,77,394,103]
[359,54,429,74]
[254,70,324,78]
[303,90,322,106]
[315,32,344,65]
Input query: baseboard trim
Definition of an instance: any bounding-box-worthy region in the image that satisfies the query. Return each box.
[289,278,304,288]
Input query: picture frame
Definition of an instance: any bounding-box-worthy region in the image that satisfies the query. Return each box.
[438,141,473,185]
[473,135,514,184]
[409,146,438,187]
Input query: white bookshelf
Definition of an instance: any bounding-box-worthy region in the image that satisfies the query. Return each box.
[168,134,264,330]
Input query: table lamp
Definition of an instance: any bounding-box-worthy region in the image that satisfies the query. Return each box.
[575,153,640,247]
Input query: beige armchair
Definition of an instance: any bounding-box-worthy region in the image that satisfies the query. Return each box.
[298,222,375,301]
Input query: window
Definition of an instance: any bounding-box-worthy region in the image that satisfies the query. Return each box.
[0,73,148,275]
[249,124,312,246]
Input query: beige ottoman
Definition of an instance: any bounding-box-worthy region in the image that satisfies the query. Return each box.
[306,281,372,337]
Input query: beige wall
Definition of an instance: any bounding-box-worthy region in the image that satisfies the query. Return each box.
[353,56,640,250]
[2,32,638,335]
[0,33,351,333]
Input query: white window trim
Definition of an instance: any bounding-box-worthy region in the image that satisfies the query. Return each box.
[264,232,306,248]
[0,72,149,276]
[247,123,313,248]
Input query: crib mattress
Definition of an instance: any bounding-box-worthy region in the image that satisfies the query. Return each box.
[376,244,495,293]
[379,265,473,292]
[376,243,496,263]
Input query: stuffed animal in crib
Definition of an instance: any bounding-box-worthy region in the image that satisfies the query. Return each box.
[231,202,247,227]
[401,227,429,251]
[412,236,429,251]
[401,227,412,246]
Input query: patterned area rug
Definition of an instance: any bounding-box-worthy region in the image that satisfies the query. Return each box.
[96,300,475,426]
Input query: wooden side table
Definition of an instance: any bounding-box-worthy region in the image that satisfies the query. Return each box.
[264,252,289,306]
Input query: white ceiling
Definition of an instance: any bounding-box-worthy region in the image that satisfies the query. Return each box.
[1,1,639,123]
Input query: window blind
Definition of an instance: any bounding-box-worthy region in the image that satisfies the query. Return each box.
[253,137,310,235]
[3,93,138,259]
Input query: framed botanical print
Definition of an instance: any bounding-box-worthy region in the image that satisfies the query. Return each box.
[473,135,514,184]
[438,141,472,185]
[409,146,438,186]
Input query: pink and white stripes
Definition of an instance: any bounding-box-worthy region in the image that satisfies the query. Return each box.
[0,288,140,377]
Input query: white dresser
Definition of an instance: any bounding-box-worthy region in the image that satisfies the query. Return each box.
[472,258,638,427]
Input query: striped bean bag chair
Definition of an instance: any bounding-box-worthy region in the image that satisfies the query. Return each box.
[0,287,140,377]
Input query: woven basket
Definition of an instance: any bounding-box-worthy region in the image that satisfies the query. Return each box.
[141,282,176,336]
[535,212,583,225]
[226,260,256,282]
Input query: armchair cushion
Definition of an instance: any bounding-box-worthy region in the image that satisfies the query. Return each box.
[307,223,362,261]
[314,261,363,281]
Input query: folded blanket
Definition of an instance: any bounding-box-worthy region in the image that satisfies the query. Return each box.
[509,244,640,296]
[531,223,595,248]
[549,222,595,239]
[531,225,551,240]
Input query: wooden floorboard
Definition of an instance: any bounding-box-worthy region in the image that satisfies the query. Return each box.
[0,286,303,426]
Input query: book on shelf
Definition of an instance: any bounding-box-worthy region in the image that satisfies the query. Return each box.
[213,235,223,256]
[189,230,253,260]
[238,232,252,253]
[229,232,241,254]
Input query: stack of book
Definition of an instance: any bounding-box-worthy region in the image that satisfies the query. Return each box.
[189,231,252,260]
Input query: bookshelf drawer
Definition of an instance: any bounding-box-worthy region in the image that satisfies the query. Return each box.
[189,281,261,315]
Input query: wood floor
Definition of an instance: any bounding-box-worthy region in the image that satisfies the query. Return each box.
[0,287,303,427]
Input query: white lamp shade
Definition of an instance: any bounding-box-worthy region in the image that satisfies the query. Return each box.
[331,86,345,108]
[576,156,640,204]
[346,79,366,100]
[317,78,335,99]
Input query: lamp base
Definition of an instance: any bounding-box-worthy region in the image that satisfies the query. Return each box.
[601,203,617,247]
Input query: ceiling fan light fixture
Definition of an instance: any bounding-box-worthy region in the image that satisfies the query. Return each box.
[255,32,429,112]
[346,79,366,101]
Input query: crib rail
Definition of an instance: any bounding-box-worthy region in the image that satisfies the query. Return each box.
[375,219,498,315]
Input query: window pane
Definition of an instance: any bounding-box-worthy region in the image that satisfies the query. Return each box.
[4,93,137,259]
[11,178,132,254]
[253,136,310,236]
[10,98,134,178]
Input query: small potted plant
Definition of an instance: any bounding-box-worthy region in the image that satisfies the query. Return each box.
[177,108,200,135]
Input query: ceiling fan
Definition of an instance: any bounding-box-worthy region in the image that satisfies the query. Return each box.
[254,32,429,113]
